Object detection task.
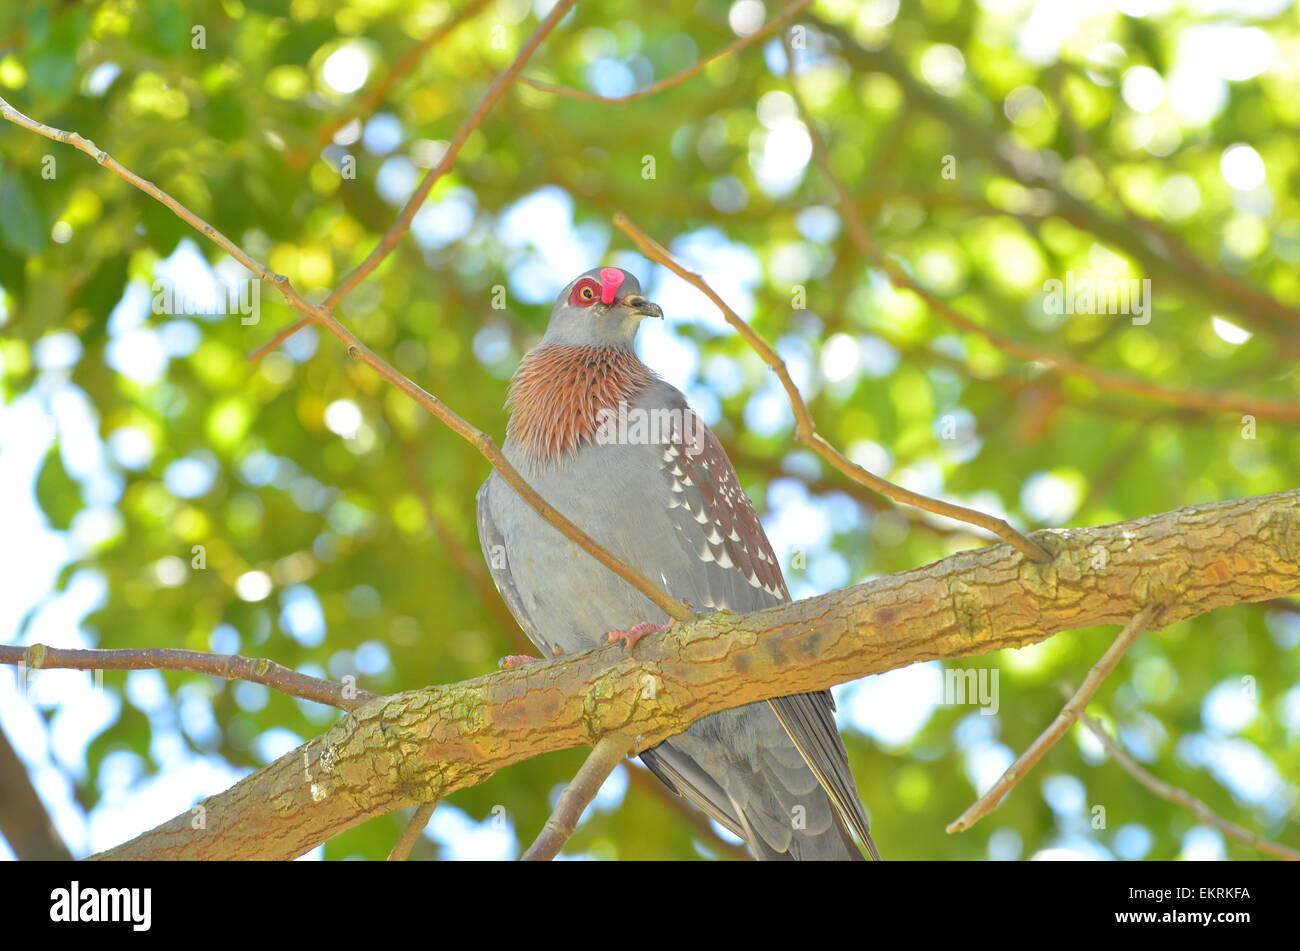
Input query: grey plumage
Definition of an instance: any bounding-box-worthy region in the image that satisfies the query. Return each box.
[476,267,879,861]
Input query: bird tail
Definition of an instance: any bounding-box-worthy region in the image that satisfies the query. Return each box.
[767,695,883,860]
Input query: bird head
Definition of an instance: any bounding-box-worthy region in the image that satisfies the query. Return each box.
[541,267,663,350]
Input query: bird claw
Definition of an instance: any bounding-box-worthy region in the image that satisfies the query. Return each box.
[607,621,669,649]
[499,654,542,669]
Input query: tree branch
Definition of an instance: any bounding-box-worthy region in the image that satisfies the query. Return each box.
[946,602,1162,833]
[520,733,633,860]
[1072,701,1300,861]
[779,38,1300,422]
[0,66,695,626]
[518,0,811,104]
[252,0,580,360]
[388,801,439,861]
[811,18,1300,349]
[314,0,493,148]
[0,725,73,860]
[88,490,1299,860]
[614,211,1054,564]
[0,644,375,711]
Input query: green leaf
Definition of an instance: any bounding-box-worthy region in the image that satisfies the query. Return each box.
[35,445,82,531]
[0,172,47,255]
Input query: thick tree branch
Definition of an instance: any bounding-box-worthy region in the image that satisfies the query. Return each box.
[89,490,1300,860]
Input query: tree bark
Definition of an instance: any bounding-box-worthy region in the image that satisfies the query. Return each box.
[92,490,1300,860]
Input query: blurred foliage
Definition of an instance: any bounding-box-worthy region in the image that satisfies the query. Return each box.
[1,0,1298,861]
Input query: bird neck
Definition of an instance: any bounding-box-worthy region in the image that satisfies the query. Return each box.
[506,343,659,468]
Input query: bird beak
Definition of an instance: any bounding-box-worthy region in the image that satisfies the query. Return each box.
[621,295,663,320]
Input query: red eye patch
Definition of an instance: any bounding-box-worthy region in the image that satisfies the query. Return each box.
[599,267,625,304]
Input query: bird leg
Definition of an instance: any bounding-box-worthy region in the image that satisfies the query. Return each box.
[606,620,670,649]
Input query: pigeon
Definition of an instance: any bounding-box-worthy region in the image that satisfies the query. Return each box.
[477,266,879,861]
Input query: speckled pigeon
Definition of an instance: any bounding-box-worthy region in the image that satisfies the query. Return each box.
[476,266,879,861]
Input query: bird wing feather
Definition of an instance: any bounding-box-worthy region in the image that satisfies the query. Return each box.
[652,397,879,859]
[476,478,556,657]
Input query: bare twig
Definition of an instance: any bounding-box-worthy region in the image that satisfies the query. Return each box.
[812,18,1300,348]
[780,40,1300,423]
[614,211,1053,563]
[250,0,580,361]
[520,733,633,860]
[0,643,376,711]
[388,801,439,860]
[1071,697,1300,861]
[723,440,981,541]
[315,0,492,147]
[519,0,810,104]
[946,603,1162,833]
[1,76,693,626]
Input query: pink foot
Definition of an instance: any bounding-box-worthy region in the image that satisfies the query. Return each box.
[499,654,542,669]
[500,645,566,669]
[607,621,669,649]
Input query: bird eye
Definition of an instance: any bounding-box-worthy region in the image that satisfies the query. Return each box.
[568,279,601,307]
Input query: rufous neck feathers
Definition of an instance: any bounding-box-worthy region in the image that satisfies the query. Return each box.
[506,344,658,468]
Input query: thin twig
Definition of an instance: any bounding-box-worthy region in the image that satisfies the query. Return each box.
[614,211,1054,563]
[315,0,492,148]
[812,17,1300,347]
[520,733,633,860]
[946,603,1162,833]
[388,801,439,860]
[519,0,811,104]
[0,644,375,711]
[779,40,1300,423]
[1071,696,1300,861]
[724,440,981,540]
[249,0,580,361]
[1,78,693,625]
